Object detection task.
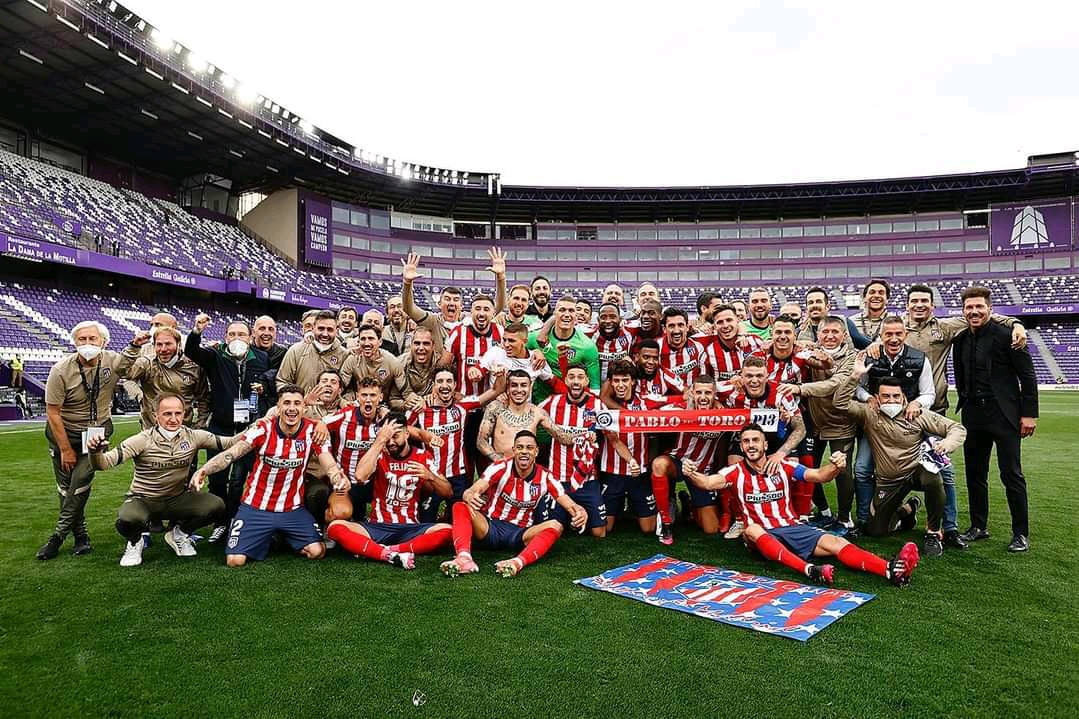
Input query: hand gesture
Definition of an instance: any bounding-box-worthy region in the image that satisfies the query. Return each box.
[852,351,869,377]
[189,469,207,492]
[829,451,847,472]
[628,460,641,475]
[132,330,151,347]
[865,341,882,360]
[194,313,211,333]
[569,503,588,531]
[328,466,350,491]
[405,395,425,412]
[764,452,785,475]
[86,434,109,451]
[376,419,401,444]
[463,486,486,511]
[401,253,423,282]
[904,401,923,421]
[406,460,433,480]
[776,382,801,397]
[427,435,445,448]
[1011,325,1027,350]
[529,349,547,371]
[312,420,329,446]
[485,247,506,276]
[556,343,571,359]
[303,385,322,407]
[466,366,483,382]
[347,336,362,354]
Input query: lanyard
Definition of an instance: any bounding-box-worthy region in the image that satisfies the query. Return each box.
[78,361,102,424]
[235,357,247,402]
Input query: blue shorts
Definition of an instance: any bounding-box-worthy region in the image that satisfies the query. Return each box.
[598,471,657,518]
[348,482,373,519]
[448,474,472,501]
[544,480,607,529]
[361,521,435,545]
[764,523,825,561]
[670,456,720,508]
[228,504,323,561]
[477,517,527,552]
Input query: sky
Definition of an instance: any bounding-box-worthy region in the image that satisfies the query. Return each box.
[126,0,1079,188]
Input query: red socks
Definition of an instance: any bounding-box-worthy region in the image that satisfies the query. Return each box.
[517,527,560,568]
[391,527,452,555]
[652,473,672,524]
[837,543,889,578]
[753,532,812,576]
[326,522,390,561]
[451,502,474,556]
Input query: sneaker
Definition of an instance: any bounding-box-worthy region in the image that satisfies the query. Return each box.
[440,554,479,578]
[657,521,674,546]
[36,534,63,561]
[324,539,337,550]
[1007,535,1030,553]
[389,551,416,570]
[846,523,864,541]
[120,540,144,567]
[808,511,834,528]
[960,526,990,543]
[208,525,227,544]
[825,519,853,537]
[899,497,921,531]
[943,530,969,551]
[808,563,835,586]
[72,534,93,556]
[922,533,943,558]
[164,527,197,557]
[723,520,745,540]
[888,541,920,586]
[495,558,523,577]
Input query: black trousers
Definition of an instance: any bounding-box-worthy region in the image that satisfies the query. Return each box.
[206,421,254,526]
[962,399,1028,538]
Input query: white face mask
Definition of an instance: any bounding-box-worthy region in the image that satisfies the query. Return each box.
[158,427,181,440]
[314,340,333,352]
[227,340,249,357]
[76,344,102,361]
[880,403,904,418]
[822,345,844,356]
[160,353,180,368]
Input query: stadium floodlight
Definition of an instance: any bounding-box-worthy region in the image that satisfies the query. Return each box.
[220,74,235,89]
[401,167,413,181]
[107,1,118,11]
[86,33,110,49]
[26,0,48,13]
[18,49,44,65]
[140,108,158,120]
[186,53,206,73]
[236,85,257,104]
[84,82,105,95]
[299,119,314,135]
[150,28,173,51]
[116,50,137,65]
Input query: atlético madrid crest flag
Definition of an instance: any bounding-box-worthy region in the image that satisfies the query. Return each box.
[575,555,874,642]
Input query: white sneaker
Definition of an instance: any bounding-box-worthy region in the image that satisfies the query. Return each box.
[389,551,416,570]
[723,520,745,540]
[324,538,337,550]
[164,526,197,557]
[120,541,144,567]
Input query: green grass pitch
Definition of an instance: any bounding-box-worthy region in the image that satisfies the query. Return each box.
[2,393,1077,718]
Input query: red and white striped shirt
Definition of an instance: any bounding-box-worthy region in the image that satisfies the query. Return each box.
[322,406,381,481]
[752,349,813,385]
[658,337,709,385]
[717,383,801,417]
[597,396,648,476]
[635,368,685,409]
[698,334,764,380]
[446,323,503,396]
[539,392,599,489]
[482,458,565,527]
[720,459,806,529]
[240,418,329,512]
[666,404,726,471]
[590,326,638,380]
[368,446,437,525]
[408,398,483,478]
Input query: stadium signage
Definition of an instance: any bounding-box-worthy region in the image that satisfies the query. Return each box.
[990,199,1074,255]
[2,235,77,266]
[304,198,333,268]
[593,408,779,433]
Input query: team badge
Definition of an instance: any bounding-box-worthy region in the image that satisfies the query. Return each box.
[181,375,193,385]
[295,440,307,452]
[450,407,461,421]
[527,482,540,497]
[377,368,388,379]
[179,440,191,451]
[101,367,112,380]
[905,371,913,378]
[330,356,340,366]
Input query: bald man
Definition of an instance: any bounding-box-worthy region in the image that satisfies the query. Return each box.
[252,315,287,404]
[362,308,400,355]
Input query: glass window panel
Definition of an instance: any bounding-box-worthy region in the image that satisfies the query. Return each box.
[740,248,760,260]
[782,248,803,259]
[370,240,391,253]
[719,228,739,239]
[965,261,989,273]
[825,224,847,236]
[804,267,826,279]
[678,229,698,241]
[846,245,868,257]
[432,246,452,258]
[597,249,617,261]
[577,249,597,261]
[940,218,964,230]
[658,247,678,261]
[782,226,804,238]
[940,240,963,252]
[370,262,390,275]
[918,263,939,275]
[892,220,916,233]
[893,264,917,276]
[679,248,698,261]
[1016,258,1041,272]
[333,257,349,270]
[761,248,781,259]
[351,237,369,250]
[782,268,803,279]
[870,262,892,274]
[849,223,870,235]
[556,271,575,281]
[332,207,350,224]
[453,269,474,281]
[516,249,535,260]
[698,248,716,261]
[556,230,575,241]
[1044,256,1071,270]
[658,229,678,240]
[803,247,824,258]
[720,270,740,281]
[638,229,657,241]
[825,245,847,258]
[536,249,557,260]
[847,265,870,277]
[537,229,556,240]
[658,271,679,281]
[699,228,719,240]
[740,269,761,281]
[761,227,782,238]
[350,210,368,226]
[990,259,1015,273]
[940,263,964,274]
[916,219,940,232]
[333,233,350,247]
[350,259,368,271]
[453,248,472,258]
[597,271,620,281]
[894,242,917,254]
[720,249,740,260]
[618,249,637,261]
[370,214,389,230]
[638,248,657,261]
[804,225,825,236]
[965,238,989,251]
[597,229,616,241]
[741,228,761,239]
[578,271,597,281]
[432,268,452,279]
[618,230,637,241]
[870,222,892,234]
[762,268,781,280]
[916,241,939,253]
[826,266,847,278]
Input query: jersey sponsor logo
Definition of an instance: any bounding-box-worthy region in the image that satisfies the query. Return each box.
[344,439,373,451]
[262,456,305,469]
[499,490,538,509]
[465,357,480,366]
[672,359,699,375]
[431,422,462,435]
[744,490,784,503]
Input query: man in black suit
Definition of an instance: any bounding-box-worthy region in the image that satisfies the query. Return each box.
[953,286,1038,553]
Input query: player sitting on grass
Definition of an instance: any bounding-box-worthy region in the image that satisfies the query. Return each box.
[441,430,588,578]
[325,416,453,570]
[685,423,919,587]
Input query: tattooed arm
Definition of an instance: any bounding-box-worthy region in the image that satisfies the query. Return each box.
[476,400,504,462]
[539,408,580,447]
[189,440,254,491]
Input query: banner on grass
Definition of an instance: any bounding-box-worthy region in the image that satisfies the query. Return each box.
[575,554,874,642]
[591,407,778,433]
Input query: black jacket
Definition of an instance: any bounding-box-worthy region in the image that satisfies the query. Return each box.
[953,322,1038,430]
[184,332,271,430]
[865,345,926,401]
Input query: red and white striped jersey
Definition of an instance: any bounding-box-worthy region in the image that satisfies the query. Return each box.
[635,368,685,409]
[666,404,727,471]
[322,406,381,481]
[240,418,329,512]
[697,334,764,381]
[482,458,565,528]
[658,336,709,385]
[446,323,503,396]
[752,349,813,385]
[408,398,483,478]
[591,326,638,380]
[597,396,649,476]
[539,392,599,489]
[717,382,801,417]
[368,446,437,525]
[720,459,806,529]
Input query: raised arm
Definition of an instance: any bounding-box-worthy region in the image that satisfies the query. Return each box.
[184,314,217,368]
[190,439,255,491]
[400,253,428,323]
[486,247,507,315]
[352,421,397,486]
[539,408,580,447]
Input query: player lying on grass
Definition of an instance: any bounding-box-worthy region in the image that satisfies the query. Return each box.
[441,430,588,578]
[685,424,919,586]
[325,416,453,570]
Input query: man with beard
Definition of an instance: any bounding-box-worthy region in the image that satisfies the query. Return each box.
[190,385,348,567]
[741,288,775,340]
[697,304,763,382]
[382,295,410,356]
[798,287,831,343]
[277,310,349,393]
[320,377,388,522]
[601,283,629,320]
[694,292,724,333]
[525,275,554,325]
[626,338,685,409]
[597,361,656,535]
[325,417,453,570]
[336,307,359,346]
[632,299,664,347]
[121,312,178,403]
[684,425,920,587]
[476,370,579,461]
[528,295,601,404]
[397,327,440,412]
[657,307,709,386]
[402,250,506,353]
[496,284,535,329]
[537,364,607,538]
[779,316,857,533]
[342,323,404,401]
[360,309,398,356]
[441,295,503,397]
[848,279,890,349]
[410,366,507,521]
[731,300,748,323]
[122,327,210,430]
[441,430,588,578]
[590,302,640,380]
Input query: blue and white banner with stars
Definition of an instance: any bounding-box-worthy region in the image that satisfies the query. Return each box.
[575,554,874,641]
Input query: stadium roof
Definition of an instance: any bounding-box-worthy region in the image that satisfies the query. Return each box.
[2,0,1077,225]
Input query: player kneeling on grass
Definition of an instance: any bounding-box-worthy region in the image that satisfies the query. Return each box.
[442,430,588,578]
[190,385,349,567]
[325,416,453,569]
[685,424,919,587]
[88,394,236,567]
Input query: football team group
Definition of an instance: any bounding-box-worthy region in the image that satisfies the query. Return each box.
[34,248,1039,587]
